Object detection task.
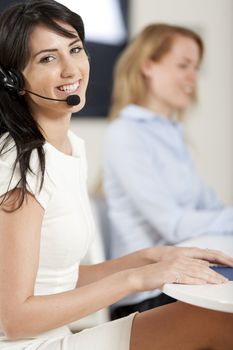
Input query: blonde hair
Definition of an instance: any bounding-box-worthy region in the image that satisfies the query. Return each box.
[109,23,204,120]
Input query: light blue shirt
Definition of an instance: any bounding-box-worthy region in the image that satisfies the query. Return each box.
[103,104,233,306]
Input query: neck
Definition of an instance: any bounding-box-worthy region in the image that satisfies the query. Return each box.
[37,113,72,155]
[141,96,173,117]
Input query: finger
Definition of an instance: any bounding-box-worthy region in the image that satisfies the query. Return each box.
[188,258,211,267]
[188,247,233,266]
[171,257,228,282]
[176,275,226,285]
[202,249,233,267]
[171,271,228,285]
[181,265,229,284]
[174,256,210,268]
[176,276,208,285]
[168,270,208,285]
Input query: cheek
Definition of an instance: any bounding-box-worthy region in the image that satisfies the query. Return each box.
[82,60,90,82]
[149,71,173,96]
[23,68,57,91]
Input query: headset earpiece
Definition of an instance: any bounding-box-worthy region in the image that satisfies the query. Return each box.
[0,66,24,93]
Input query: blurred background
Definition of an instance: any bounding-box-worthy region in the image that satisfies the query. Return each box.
[70,0,233,205]
[0,0,232,204]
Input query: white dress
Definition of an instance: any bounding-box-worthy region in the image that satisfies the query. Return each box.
[0,131,136,350]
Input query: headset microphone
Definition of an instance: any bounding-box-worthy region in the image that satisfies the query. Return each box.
[24,89,81,106]
[0,67,80,106]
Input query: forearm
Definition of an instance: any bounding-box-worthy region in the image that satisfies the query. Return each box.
[3,269,134,340]
[77,247,162,287]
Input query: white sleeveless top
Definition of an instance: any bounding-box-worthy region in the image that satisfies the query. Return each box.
[0,131,95,341]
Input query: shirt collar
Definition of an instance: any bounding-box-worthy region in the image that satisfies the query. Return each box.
[119,104,172,123]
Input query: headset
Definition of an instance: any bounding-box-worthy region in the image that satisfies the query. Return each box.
[0,66,24,93]
[0,66,80,106]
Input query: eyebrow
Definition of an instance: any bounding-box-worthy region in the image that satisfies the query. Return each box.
[33,38,82,58]
[180,57,199,64]
[181,57,192,62]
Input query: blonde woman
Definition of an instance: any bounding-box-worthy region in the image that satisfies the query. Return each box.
[103,24,233,319]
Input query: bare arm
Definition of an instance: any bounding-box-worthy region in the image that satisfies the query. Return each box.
[0,191,135,339]
[78,244,233,287]
[77,249,155,287]
[0,191,232,340]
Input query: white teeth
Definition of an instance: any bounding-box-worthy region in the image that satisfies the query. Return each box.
[58,82,79,92]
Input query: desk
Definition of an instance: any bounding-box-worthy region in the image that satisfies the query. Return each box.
[162,233,233,313]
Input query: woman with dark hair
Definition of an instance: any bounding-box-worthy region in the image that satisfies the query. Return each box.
[0,1,233,349]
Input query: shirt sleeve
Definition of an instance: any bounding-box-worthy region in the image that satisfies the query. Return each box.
[104,122,233,244]
[0,145,53,210]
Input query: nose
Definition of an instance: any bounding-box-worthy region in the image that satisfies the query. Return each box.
[60,57,77,78]
[187,68,198,84]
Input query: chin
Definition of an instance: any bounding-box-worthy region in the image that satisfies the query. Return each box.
[175,98,191,110]
[71,102,85,114]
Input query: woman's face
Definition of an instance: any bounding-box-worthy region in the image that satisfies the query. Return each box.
[142,35,201,116]
[22,21,90,117]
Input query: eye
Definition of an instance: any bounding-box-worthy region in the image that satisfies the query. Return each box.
[70,46,83,54]
[40,55,55,64]
[178,63,188,69]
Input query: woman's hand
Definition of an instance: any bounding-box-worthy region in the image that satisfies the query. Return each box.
[148,245,233,267]
[130,253,229,293]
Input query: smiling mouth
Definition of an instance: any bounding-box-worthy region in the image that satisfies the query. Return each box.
[57,81,80,93]
[183,86,194,95]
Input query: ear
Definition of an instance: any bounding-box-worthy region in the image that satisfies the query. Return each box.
[18,90,25,96]
[140,59,155,78]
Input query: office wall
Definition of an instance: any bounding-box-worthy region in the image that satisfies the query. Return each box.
[71,0,233,204]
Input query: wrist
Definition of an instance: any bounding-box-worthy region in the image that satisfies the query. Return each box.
[144,246,164,263]
[121,268,142,294]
